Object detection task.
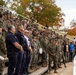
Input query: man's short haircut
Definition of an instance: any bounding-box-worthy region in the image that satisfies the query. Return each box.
[8,25,15,31]
[17,24,23,30]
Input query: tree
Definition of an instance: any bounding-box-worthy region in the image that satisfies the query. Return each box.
[0,0,6,6]
[10,0,24,16]
[10,0,64,27]
[70,19,76,28]
[67,27,76,36]
[66,19,76,36]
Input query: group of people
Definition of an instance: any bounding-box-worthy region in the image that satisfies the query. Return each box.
[0,9,76,75]
[6,25,32,75]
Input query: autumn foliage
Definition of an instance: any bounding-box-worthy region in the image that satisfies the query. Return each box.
[10,0,64,27]
[67,27,76,36]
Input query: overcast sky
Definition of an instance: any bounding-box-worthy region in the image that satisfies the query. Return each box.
[55,0,76,27]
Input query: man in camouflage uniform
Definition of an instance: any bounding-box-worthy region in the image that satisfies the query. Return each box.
[43,35,50,66]
[39,32,47,66]
[0,22,7,75]
[30,36,39,69]
[48,39,58,73]
[0,12,8,38]
[56,39,66,68]
[2,14,8,37]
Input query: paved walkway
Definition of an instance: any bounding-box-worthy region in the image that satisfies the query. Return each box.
[3,62,73,75]
[46,62,73,75]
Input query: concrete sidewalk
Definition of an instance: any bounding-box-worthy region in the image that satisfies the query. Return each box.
[3,62,73,75]
[46,62,73,75]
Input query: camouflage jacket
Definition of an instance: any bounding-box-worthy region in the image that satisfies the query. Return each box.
[0,34,6,56]
[48,43,57,56]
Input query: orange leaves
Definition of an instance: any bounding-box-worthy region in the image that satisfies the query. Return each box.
[67,27,76,36]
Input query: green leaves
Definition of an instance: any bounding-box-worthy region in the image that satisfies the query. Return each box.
[0,0,6,6]
[10,0,64,27]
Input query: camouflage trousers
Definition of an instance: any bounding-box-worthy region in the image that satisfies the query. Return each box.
[48,55,57,73]
[30,49,38,67]
[33,50,38,66]
[57,52,66,67]
[0,58,8,75]
[0,61,6,75]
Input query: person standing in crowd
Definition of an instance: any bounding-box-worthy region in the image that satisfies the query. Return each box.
[23,30,32,75]
[0,21,7,75]
[31,36,39,69]
[74,42,76,55]
[74,38,76,44]
[64,41,70,62]
[69,41,75,62]
[48,39,58,73]
[5,25,23,75]
[0,12,8,37]
[57,40,62,68]
[15,25,25,46]
[57,39,66,68]
[15,25,26,75]
[2,14,8,37]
